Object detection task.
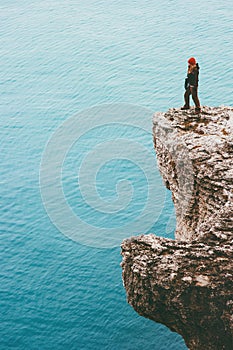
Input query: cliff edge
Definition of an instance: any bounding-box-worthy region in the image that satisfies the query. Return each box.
[121,106,233,350]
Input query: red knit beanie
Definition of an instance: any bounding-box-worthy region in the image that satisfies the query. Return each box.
[188,57,196,65]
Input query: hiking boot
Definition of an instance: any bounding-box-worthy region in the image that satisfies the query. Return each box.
[194,107,201,114]
[181,105,190,110]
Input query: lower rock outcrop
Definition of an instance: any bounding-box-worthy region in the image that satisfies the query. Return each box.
[121,106,233,350]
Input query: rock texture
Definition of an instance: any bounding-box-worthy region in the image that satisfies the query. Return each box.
[121,106,233,350]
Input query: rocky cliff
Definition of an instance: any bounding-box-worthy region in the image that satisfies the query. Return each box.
[121,106,233,350]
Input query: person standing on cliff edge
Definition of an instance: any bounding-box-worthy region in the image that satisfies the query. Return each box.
[181,57,201,114]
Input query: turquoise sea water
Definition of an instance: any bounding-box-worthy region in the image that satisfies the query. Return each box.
[1,1,232,349]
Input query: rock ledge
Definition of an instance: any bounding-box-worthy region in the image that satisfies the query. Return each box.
[121,106,233,350]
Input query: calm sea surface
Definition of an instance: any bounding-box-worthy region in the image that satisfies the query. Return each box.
[1,0,232,349]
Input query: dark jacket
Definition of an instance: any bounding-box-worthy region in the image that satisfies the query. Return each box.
[185,63,199,89]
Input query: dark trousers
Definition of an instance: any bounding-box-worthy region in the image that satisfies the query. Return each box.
[184,86,200,108]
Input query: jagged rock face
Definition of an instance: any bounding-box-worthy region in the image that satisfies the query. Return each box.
[153,106,233,241]
[121,107,233,350]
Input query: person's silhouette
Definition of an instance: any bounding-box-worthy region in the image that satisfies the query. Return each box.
[181,57,201,114]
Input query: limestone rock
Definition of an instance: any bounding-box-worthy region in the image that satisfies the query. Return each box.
[121,106,233,350]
